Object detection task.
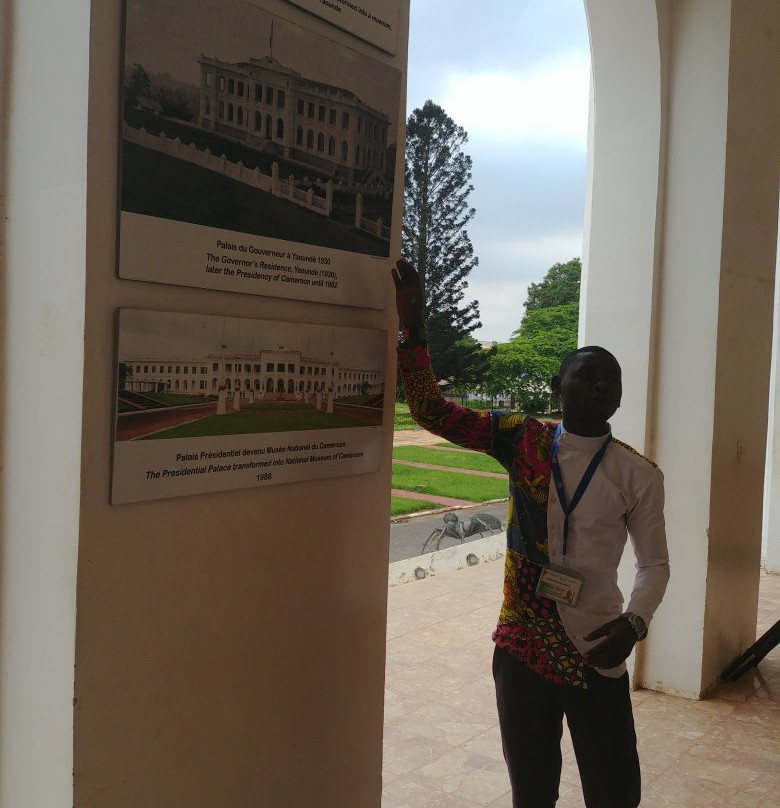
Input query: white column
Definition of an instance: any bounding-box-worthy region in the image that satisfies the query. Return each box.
[580,0,664,451]
[581,0,669,688]
[582,0,780,696]
[762,213,780,574]
[0,0,90,804]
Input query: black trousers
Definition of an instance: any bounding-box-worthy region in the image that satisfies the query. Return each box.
[493,646,640,808]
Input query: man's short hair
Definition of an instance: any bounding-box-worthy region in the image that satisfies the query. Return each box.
[558,346,620,377]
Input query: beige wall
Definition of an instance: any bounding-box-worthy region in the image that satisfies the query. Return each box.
[1,0,408,805]
[0,1,89,804]
[74,3,408,805]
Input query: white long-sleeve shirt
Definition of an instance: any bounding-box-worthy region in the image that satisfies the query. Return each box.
[550,427,669,677]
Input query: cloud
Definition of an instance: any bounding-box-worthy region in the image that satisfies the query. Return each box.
[406,0,589,80]
[468,278,529,342]
[440,61,590,146]
[405,0,591,344]
[479,231,584,279]
[467,230,584,341]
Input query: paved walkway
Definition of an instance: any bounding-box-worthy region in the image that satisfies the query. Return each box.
[115,401,219,440]
[383,565,780,808]
[386,426,780,806]
[393,428,445,447]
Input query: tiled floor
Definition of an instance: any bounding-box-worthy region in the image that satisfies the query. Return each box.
[382,561,780,808]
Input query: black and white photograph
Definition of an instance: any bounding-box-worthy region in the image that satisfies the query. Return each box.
[118,0,403,307]
[111,308,386,503]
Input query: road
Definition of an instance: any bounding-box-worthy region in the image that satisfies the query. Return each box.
[388,499,508,563]
[388,426,508,563]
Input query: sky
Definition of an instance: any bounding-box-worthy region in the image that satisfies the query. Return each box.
[405,0,592,342]
[118,310,386,370]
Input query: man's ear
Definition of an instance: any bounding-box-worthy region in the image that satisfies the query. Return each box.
[551,375,561,395]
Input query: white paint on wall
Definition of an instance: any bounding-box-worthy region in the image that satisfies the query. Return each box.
[761,206,780,574]
[0,0,90,804]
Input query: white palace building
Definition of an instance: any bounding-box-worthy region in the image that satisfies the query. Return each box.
[120,348,384,400]
[198,54,392,183]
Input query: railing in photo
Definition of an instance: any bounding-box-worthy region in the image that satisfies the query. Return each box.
[123,123,331,218]
[123,123,391,241]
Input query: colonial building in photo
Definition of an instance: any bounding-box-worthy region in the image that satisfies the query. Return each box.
[198,54,391,183]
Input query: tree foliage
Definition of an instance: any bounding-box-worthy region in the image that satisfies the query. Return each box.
[403,100,481,383]
[427,319,493,391]
[123,63,196,121]
[124,64,152,110]
[487,259,582,412]
[118,362,134,391]
[523,258,581,314]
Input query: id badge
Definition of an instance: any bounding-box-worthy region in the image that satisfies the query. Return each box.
[536,564,584,607]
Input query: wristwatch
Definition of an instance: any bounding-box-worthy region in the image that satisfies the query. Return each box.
[623,612,648,641]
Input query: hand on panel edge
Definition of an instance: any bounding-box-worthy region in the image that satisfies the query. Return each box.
[391,258,425,330]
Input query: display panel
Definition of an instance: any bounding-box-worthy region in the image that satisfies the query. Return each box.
[119,0,402,308]
[112,308,386,503]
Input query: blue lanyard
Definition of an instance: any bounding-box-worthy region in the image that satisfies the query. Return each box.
[551,423,611,557]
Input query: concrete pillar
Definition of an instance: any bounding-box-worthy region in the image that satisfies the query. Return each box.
[1,1,407,804]
[0,0,90,804]
[762,215,780,574]
[582,0,780,696]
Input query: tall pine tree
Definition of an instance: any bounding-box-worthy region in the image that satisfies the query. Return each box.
[403,101,481,382]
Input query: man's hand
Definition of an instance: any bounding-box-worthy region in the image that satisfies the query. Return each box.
[390,259,424,329]
[582,617,637,669]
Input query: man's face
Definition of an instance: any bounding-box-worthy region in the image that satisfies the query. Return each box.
[553,351,622,425]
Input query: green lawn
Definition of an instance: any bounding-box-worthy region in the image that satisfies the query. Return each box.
[141,409,364,439]
[394,402,417,431]
[391,463,507,502]
[390,496,443,517]
[393,445,504,474]
[244,401,316,411]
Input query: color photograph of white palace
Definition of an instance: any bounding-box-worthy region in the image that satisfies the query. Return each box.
[121,348,383,399]
[114,310,386,441]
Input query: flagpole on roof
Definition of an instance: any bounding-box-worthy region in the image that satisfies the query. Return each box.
[269,20,274,59]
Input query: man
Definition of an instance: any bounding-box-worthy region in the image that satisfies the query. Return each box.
[391,258,669,808]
